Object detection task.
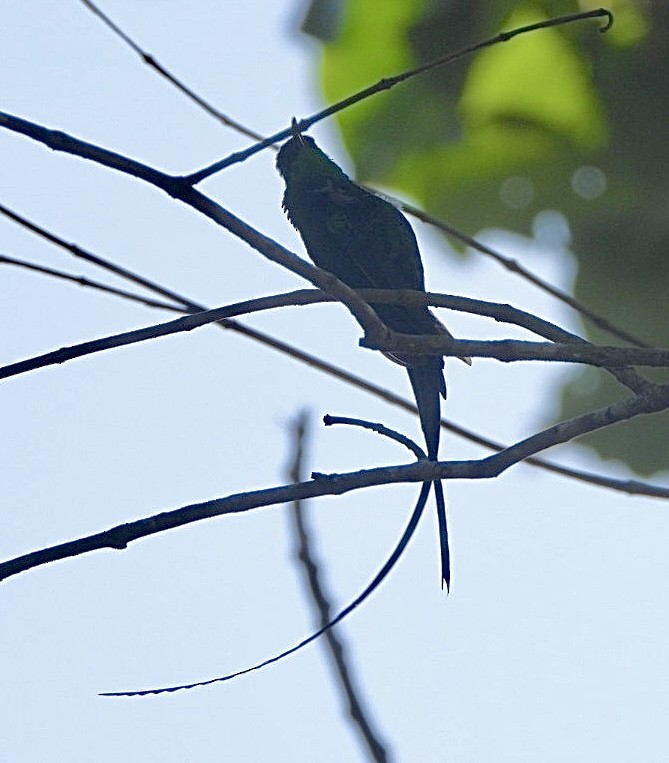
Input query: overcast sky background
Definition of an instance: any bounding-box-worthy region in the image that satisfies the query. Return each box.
[2,3,668,761]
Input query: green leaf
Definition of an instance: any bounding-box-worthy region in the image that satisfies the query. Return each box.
[320,0,423,159]
[307,0,669,476]
[459,5,606,148]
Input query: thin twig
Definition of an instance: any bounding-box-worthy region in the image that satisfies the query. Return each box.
[77,0,267,143]
[184,9,612,183]
[324,414,426,460]
[0,254,180,311]
[0,202,203,309]
[287,413,391,763]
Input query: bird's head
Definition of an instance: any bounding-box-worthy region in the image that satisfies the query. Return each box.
[276,121,346,189]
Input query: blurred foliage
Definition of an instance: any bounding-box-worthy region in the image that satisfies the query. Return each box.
[298,0,669,476]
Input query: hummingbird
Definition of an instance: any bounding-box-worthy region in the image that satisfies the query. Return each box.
[277,127,460,589]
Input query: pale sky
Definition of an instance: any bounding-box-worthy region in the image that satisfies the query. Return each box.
[2,3,668,762]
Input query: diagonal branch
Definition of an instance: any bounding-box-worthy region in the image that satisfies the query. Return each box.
[77,0,267,142]
[184,9,612,183]
[0,111,387,344]
[0,254,180,310]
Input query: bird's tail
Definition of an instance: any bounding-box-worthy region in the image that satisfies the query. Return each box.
[407,360,450,590]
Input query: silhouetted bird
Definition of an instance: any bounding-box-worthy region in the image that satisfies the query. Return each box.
[277,129,464,589]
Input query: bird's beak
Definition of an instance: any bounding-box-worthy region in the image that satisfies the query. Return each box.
[290,116,305,144]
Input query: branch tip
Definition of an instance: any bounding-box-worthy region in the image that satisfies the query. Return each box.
[599,9,614,32]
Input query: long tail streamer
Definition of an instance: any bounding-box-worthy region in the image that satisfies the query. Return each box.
[101,480,432,697]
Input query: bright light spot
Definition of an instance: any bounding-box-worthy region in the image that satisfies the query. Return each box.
[500,176,534,209]
[571,165,607,200]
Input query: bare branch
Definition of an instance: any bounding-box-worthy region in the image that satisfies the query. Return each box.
[7,204,658,500]
[324,415,426,460]
[0,254,180,311]
[78,0,267,142]
[3,284,664,384]
[70,6,639,351]
[287,413,392,762]
[365,335,669,369]
[0,111,388,343]
[185,9,612,183]
[0,201,204,309]
[3,381,667,586]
